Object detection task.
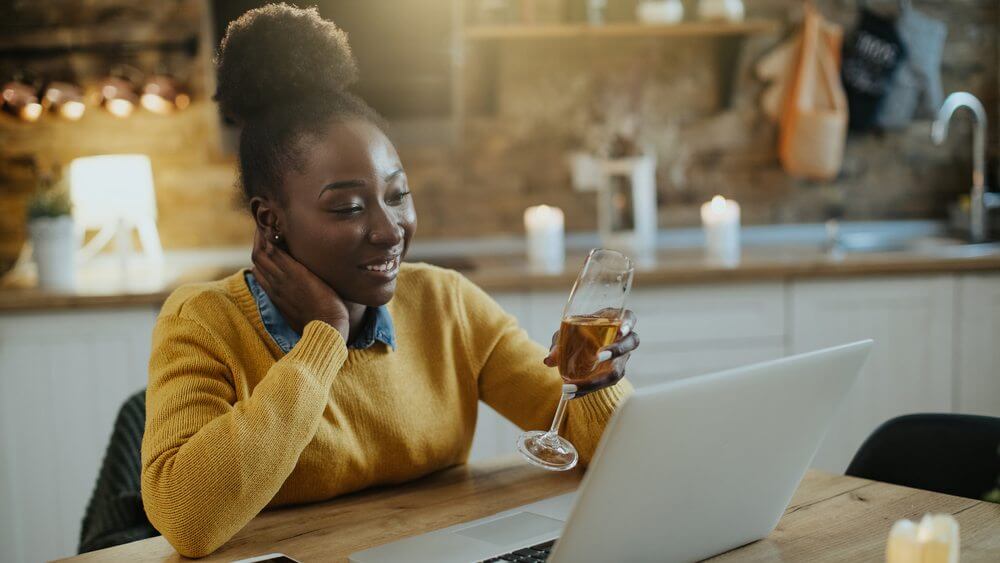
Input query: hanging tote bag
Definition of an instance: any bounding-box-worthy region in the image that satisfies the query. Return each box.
[778,3,848,180]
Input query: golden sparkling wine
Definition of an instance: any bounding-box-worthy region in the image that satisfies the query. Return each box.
[557,315,621,383]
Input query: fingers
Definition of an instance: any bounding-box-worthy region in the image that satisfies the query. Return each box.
[571,354,630,398]
[543,330,560,367]
[252,234,284,285]
[619,309,637,336]
[601,331,639,360]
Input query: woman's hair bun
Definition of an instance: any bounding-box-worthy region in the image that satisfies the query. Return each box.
[214,3,359,125]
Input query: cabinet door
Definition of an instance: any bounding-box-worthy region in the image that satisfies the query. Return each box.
[0,307,159,563]
[956,274,1000,416]
[790,277,955,473]
[625,283,786,387]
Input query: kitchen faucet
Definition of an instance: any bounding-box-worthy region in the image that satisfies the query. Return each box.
[931,92,1000,242]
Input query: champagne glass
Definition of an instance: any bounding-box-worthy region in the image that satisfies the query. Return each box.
[517,248,634,471]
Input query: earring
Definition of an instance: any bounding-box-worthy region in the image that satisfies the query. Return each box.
[273,234,280,241]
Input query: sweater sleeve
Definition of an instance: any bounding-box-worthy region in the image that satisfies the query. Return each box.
[141,317,347,558]
[455,274,632,466]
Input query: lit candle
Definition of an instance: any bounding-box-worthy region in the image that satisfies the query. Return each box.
[524,205,565,273]
[700,195,741,266]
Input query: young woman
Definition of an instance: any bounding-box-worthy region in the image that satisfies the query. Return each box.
[140,4,639,558]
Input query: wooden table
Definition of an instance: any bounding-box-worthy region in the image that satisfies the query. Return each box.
[58,456,1000,562]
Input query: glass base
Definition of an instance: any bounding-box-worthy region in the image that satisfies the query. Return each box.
[517,430,579,471]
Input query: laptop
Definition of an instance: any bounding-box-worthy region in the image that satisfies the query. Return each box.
[349,340,873,563]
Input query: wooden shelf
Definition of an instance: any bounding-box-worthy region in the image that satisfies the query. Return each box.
[464,20,781,41]
[0,23,197,54]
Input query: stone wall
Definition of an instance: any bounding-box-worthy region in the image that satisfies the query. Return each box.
[433,0,999,238]
[0,0,996,251]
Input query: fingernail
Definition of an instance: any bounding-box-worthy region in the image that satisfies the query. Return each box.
[562,383,578,395]
[596,350,612,363]
[620,324,631,336]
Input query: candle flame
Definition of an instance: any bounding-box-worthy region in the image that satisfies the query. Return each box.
[710,195,727,212]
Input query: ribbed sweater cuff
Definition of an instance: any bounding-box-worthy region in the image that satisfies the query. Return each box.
[574,379,632,423]
[282,320,349,389]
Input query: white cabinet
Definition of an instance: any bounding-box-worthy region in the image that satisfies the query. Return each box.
[625,283,786,387]
[0,307,158,563]
[5,272,997,560]
[955,274,1000,416]
[789,277,956,473]
[470,283,790,461]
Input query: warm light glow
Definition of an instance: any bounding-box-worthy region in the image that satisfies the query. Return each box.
[710,195,727,213]
[70,154,163,270]
[106,98,134,118]
[70,154,157,226]
[700,194,740,225]
[140,93,172,114]
[42,82,86,120]
[60,100,85,120]
[20,102,42,122]
[174,93,190,110]
[524,204,565,229]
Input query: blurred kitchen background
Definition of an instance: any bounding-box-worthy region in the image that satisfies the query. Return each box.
[1,1,998,562]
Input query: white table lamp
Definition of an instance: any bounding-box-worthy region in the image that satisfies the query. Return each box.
[69,154,163,272]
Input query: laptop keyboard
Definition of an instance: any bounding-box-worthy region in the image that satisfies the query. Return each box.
[479,539,555,562]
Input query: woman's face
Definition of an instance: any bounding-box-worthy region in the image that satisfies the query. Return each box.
[264,118,417,307]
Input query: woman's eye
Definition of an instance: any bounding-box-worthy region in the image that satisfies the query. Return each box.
[389,191,412,205]
[332,206,363,215]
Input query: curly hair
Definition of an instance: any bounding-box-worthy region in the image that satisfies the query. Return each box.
[214,3,383,207]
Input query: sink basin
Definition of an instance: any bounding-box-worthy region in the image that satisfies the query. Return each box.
[833,233,1000,258]
[911,241,1000,258]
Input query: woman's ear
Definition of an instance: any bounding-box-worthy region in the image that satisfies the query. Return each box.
[250,196,282,239]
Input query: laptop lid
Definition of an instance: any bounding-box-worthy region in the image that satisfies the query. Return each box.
[549,340,872,563]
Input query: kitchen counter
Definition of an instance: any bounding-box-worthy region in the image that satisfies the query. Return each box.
[3,237,1000,312]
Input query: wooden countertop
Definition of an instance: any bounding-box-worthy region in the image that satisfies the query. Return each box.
[56,455,1000,562]
[3,246,1000,312]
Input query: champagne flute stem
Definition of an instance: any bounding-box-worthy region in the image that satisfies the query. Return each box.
[544,392,572,440]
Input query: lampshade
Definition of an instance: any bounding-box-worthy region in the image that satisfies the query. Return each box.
[2,80,43,122]
[69,154,157,228]
[42,81,86,120]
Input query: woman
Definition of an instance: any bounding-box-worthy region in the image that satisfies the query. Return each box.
[141,4,639,558]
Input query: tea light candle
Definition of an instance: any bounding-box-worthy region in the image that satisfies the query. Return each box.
[524,205,565,273]
[700,195,741,266]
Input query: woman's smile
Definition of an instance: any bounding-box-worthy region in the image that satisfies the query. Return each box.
[360,253,402,278]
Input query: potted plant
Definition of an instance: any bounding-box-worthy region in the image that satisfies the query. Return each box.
[27,168,76,291]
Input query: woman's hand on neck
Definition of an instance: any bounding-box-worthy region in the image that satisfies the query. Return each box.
[251,228,352,342]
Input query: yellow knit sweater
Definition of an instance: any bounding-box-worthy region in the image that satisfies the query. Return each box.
[141,263,631,557]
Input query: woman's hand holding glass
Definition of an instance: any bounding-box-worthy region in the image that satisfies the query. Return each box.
[251,228,351,341]
[518,248,635,471]
[543,309,639,398]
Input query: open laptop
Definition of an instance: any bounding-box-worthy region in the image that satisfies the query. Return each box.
[350,340,872,563]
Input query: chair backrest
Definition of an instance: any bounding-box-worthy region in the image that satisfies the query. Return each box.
[78,388,159,554]
[846,413,1000,500]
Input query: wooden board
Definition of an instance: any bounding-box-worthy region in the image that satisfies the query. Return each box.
[4,250,1000,312]
[56,456,1000,562]
[464,21,781,41]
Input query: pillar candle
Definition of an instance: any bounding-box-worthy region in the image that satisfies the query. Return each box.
[700,195,741,266]
[524,205,565,273]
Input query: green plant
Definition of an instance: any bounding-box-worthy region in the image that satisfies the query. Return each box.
[27,171,72,220]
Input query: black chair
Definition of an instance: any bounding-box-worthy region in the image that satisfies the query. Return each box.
[845,413,1000,501]
[78,388,160,554]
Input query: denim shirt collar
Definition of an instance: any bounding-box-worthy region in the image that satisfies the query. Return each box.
[244,270,396,353]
